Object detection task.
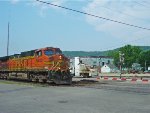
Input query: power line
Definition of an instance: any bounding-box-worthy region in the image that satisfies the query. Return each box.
[142,1,150,5]
[36,0,150,31]
[134,1,150,8]
[99,5,141,20]
[135,1,146,6]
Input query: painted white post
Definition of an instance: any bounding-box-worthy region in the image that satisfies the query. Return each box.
[75,57,80,76]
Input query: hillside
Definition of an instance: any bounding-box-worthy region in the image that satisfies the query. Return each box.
[63,51,108,57]
[63,46,150,57]
[138,46,150,51]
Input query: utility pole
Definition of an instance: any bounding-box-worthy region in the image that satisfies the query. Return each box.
[119,51,124,78]
[99,58,101,67]
[98,58,101,76]
[7,22,10,56]
[145,61,147,71]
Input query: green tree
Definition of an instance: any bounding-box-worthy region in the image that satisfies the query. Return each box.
[108,51,119,67]
[120,45,142,68]
[138,50,150,71]
[108,45,142,68]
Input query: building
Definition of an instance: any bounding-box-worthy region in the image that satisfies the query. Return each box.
[132,63,142,71]
[101,64,117,73]
[70,56,114,76]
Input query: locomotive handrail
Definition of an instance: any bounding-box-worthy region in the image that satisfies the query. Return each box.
[50,61,60,71]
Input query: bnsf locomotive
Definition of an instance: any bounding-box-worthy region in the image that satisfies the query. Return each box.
[0,47,72,84]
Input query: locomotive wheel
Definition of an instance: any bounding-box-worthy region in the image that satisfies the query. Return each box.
[31,75,39,82]
[42,79,47,83]
[39,79,47,83]
[4,73,9,80]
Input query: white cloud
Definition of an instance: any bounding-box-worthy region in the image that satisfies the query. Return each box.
[83,0,150,44]
[10,0,20,4]
[29,0,67,17]
[9,0,150,46]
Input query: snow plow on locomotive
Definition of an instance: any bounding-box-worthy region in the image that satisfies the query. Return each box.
[0,47,72,84]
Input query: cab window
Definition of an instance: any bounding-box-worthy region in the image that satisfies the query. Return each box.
[44,50,54,56]
[55,49,62,55]
[36,51,42,56]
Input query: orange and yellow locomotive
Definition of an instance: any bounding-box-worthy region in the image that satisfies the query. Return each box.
[0,47,72,84]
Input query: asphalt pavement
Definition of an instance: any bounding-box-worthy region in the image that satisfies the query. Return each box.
[0,80,150,113]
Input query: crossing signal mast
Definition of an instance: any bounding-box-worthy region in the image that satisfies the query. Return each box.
[119,51,124,78]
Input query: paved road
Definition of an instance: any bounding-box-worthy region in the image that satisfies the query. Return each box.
[0,81,150,113]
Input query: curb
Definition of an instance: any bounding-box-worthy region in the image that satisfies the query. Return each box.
[131,78,137,82]
[142,79,149,82]
[96,76,149,83]
[112,78,117,80]
[121,78,126,81]
[104,77,108,80]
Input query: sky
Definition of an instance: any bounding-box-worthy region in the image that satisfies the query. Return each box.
[0,0,150,56]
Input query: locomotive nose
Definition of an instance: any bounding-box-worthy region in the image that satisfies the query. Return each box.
[48,54,69,72]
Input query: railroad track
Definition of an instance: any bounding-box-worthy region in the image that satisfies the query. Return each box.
[1,78,150,95]
[0,79,99,87]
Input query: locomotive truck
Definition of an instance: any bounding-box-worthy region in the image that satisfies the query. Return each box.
[0,47,72,84]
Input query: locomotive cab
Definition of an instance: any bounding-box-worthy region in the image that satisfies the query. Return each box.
[35,47,69,71]
[35,47,72,84]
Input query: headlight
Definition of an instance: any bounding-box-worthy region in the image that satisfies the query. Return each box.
[59,55,62,59]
